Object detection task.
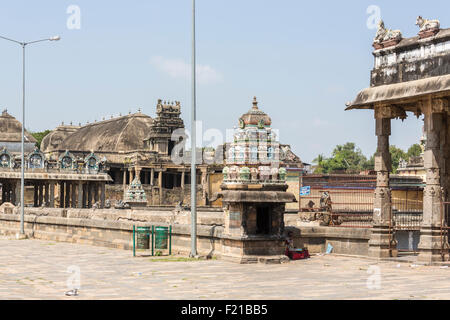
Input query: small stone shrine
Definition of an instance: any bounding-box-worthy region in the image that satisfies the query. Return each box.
[124,175,147,208]
[215,97,296,263]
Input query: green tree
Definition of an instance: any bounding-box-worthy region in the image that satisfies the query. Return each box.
[389,145,407,173]
[313,142,372,174]
[406,143,422,159]
[30,130,51,149]
[312,154,325,173]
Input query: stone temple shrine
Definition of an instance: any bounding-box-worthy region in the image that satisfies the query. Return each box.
[215,97,296,263]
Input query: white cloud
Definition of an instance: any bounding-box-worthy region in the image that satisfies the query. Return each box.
[150,56,223,85]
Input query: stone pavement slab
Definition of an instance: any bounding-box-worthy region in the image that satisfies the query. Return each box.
[0,238,449,300]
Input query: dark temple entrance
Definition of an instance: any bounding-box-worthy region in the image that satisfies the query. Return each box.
[256,206,271,235]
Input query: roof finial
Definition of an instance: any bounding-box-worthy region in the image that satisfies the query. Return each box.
[2,108,7,116]
[252,96,258,110]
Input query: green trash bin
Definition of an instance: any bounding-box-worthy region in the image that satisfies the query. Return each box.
[155,226,168,249]
[136,226,150,249]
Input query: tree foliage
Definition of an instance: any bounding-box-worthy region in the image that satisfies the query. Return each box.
[30,130,51,149]
[407,144,422,159]
[313,142,423,174]
[313,142,372,174]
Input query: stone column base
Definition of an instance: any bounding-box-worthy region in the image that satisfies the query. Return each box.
[368,225,392,258]
[221,236,289,264]
[418,226,443,263]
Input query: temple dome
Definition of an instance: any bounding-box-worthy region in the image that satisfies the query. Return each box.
[58,112,153,153]
[0,109,36,144]
[41,123,81,153]
[239,97,272,128]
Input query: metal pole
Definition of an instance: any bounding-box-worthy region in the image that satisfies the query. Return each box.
[20,44,26,235]
[190,0,197,257]
[0,35,59,236]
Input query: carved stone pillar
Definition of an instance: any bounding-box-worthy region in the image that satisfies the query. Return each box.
[150,168,154,186]
[34,184,39,207]
[38,183,44,206]
[49,182,55,208]
[100,182,105,209]
[15,181,20,206]
[181,170,185,190]
[71,182,77,208]
[59,182,65,208]
[77,182,83,209]
[158,171,163,205]
[82,183,87,208]
[93,183,99,204]
[44,183,49,206]
[130,168,134,183]
[87,182,92,208]
[369,117,392,258]
[65,182,71,208]
[418,109,445,263]
[122,169,127,194]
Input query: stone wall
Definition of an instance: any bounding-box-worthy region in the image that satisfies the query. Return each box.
[0,207,372,257]
[105,184,206,206]
[0,207,224,257]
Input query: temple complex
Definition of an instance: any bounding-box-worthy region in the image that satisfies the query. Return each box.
[0,113,112,208]
[36,98,303,208]
[346,16,450,262]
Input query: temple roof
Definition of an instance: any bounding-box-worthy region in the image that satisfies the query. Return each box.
[346,74,450,110]
[57,112,153,153]
[239,97,272,127]
[41,124,81,153]
[0,110,37,144]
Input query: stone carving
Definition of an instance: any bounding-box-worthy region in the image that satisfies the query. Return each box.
[222,166,229,180]
[59,150,77,170]
[270,167,279,181]
[124,176,147,204]
[0,148,12,168]
[258,166,270,181]
[278,167,287,181]
[239,167,250,181]
[416,16,440,39]
[114,199,130,209]
[250,167,258,181]
[228,166,239,181]
[84,152,100,174]
[319,192,332,212]
[27,148,46,169]
[104,199,111,209]
[373,20,402,49]
[416,16,440,32]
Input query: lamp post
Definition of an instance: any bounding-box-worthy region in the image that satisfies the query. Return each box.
[0,35,60,235]
[190,0,197,257]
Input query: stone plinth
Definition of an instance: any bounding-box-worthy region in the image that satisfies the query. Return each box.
[217,183,296,264]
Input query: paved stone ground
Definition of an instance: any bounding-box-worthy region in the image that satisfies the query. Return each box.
[1,238,450,300]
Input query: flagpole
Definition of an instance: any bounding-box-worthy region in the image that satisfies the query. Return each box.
[190,0,198,257]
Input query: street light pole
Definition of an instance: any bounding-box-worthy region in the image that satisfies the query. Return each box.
[190,0,197,257]
[0,35,60,235]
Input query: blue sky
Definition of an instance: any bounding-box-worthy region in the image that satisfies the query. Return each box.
[0,0,449,163]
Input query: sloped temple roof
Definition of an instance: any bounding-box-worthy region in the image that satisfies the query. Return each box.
[346,74,450,110]
[0,110,36,144]
[57,113,153,153]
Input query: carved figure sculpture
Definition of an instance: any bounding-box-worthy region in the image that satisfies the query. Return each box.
[416,16,440,31]
[373,20,402,46]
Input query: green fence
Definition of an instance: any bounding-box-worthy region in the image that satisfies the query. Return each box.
[133,225,172,257]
